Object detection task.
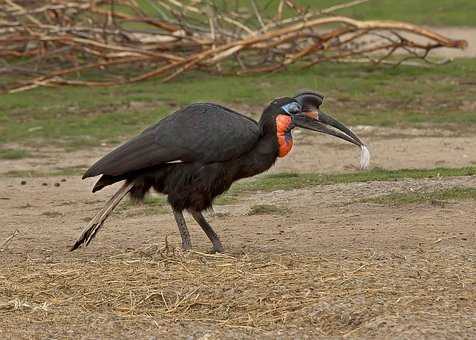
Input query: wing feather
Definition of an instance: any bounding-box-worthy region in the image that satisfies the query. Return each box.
[83,103,260,179]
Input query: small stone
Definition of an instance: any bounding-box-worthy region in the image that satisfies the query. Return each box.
[42,182,48,186]
[20,180,27,185]
[54,182,60,187]
[61,178,66,182]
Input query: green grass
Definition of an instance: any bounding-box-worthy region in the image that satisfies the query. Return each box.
[117,191,239,216]
[0,148,30,160]
[119,195,169,216]
[3,165,87,178]
[142,196,168,207]
[247,204,289,216]
[136,0,476,27]
[229,166,476,194]
[138,194,238,207]
[126,197,287,214]
[214,195,239,205]
[290,0,476,27]
[2,59,476,148]
[6,164,475,210]
[121,192,237,210]
[363,187,476,205]
[5,165,475,197]
[212,166,476,203]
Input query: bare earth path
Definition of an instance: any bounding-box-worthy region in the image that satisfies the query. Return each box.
[2,126,476,176]
[0,126,475,338]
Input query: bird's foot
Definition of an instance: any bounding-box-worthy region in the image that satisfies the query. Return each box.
[181,241,192,251]
[211,243,224,254]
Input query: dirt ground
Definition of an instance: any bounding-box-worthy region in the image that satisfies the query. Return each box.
[1,126,475,339]
[3,125,476,176]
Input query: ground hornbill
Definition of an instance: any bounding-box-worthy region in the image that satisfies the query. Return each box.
[71,91,369,253]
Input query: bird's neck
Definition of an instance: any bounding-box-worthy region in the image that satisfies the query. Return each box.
[232,127,280,180]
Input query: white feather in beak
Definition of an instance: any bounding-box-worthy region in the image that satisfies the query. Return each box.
[360,145,370,170]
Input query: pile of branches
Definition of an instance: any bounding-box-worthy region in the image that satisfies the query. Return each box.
[1,0,467,93]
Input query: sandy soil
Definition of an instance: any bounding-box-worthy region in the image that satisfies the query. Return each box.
[3,126,476,177]
[1,126,475,339]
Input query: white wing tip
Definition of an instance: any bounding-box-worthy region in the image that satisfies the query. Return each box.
[360,145,370,170]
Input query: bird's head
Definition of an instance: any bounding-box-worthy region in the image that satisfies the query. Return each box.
[261,91,369,168]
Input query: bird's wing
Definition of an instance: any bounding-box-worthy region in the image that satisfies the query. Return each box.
[83,103,260,178]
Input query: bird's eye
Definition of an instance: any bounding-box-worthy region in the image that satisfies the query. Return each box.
[282,102,301,115]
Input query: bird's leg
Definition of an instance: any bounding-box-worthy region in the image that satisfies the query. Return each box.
[172,209,192,250]
[190,210,224,253]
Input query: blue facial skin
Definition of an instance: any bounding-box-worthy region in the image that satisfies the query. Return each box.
[281,101,301,115]
[280,102,300,143]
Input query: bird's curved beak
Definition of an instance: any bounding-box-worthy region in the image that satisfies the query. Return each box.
[292,91,370,169]
[293,110,365,147]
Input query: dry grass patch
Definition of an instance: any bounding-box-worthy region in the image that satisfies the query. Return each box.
[1,247,473,336]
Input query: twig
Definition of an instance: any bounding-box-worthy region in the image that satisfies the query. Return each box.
[0,230,19,251]
[250,0,266,30]
[0,0,467,93]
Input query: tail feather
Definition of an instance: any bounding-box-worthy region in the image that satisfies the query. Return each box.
[71,181,134,251]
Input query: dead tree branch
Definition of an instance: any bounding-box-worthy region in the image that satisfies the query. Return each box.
[0,0,467,93]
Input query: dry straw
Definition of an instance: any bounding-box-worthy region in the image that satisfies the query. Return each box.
[1,242,473,335]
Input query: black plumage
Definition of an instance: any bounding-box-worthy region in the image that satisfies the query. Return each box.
[85,104,260,180]
[71,92,367,252]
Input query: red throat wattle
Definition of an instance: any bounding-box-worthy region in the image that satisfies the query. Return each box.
[275,115,293,158]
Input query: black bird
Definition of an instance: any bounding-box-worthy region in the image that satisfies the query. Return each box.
[71,91,369,252]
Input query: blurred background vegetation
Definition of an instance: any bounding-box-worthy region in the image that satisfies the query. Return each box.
[1,0,475,151]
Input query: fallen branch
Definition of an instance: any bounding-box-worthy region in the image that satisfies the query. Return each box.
[0,0,467,93]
